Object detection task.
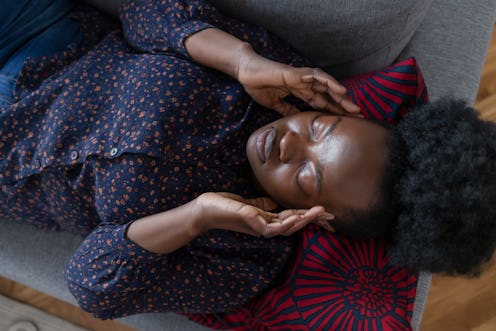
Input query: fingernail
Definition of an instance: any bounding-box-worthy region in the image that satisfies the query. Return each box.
[320,213,334,220]
[321,223,332,231]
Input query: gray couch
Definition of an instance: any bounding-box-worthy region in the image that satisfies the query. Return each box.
[1,0,495,330]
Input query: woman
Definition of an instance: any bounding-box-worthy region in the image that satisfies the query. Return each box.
[1,0,495,320]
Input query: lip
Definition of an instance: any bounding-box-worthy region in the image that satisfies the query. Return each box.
[256,127,275,163]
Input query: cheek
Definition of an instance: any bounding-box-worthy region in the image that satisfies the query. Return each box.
[260,173,312,209]
[253,167,296,204]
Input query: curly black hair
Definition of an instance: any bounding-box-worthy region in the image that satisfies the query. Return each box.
[332,98,496,276]
[389,98,496,276]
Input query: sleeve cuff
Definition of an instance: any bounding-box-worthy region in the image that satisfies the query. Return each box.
[108,222,168,263]
[172,20,215,58]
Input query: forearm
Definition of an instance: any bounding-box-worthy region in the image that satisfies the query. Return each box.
[184,27,257,81]
[126,199,202,254]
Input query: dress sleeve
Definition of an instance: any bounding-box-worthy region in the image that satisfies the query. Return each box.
[65,222,218,319]
[119,0,307,65]
[64,221,281,319]
[64,223,175,319]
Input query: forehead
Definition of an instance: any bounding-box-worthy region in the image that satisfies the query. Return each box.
[319,117,389,212]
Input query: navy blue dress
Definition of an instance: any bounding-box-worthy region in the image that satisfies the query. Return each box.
[0,0,308,319]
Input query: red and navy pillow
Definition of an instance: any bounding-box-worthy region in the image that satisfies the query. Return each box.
[187,57,428,331]
[341,57,428,122]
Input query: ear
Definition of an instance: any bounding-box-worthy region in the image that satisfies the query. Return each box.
[316,212,336,232]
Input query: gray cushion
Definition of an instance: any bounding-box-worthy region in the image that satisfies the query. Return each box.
[0,219,213,331]
[398,0,496,104]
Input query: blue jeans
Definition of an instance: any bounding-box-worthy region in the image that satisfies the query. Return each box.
[0,0,82,107]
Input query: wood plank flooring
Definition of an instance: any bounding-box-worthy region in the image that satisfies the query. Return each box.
[0,276,135,331]
[420,263,496,331]
[0,294,88,331]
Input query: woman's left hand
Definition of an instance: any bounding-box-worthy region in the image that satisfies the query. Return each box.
[263,206,336,237]
[237,50,361,116]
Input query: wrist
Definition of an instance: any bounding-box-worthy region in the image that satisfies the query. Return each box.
[236,43,265,84]
[238,48,291,88]
[190,193,212,235]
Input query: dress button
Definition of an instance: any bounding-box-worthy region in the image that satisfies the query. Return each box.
[110,147,119,156]
[34,158,41,169]
[70,150,79,160]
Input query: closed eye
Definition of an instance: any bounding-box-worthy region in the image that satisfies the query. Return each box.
[305,115,342,195]
[311,114,325,139]
[312,115,341,140]
[296,161,315,196]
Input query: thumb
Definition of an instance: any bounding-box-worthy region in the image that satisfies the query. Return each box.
[215,192,277,212]
[245,197,278,211]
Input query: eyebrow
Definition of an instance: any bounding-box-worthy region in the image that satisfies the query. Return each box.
[316,116,342,195]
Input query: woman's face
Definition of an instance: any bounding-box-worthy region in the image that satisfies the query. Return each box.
[246,112,390,216]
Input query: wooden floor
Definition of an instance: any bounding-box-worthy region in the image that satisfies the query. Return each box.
[0,294,87,331]
[1,25,496,331]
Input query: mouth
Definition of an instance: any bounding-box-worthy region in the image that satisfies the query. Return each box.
[256,127,276,163]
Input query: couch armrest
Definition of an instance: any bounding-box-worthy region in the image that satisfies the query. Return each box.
[398,0,496,104]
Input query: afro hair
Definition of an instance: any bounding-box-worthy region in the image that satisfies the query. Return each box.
[388,98,496,276]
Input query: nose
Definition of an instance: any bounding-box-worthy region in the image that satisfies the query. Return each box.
[279,130,305,163]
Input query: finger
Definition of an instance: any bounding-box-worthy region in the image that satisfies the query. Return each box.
[281,219,311,236]
[278,214,308,236]
[301,69,346,94]
[263,216,300,238]
[303,206,326,219]
[300,69,360,114]
[328,91,361,113]
[304,75,345,96]
[316,220,336,232]
[280,207,325,235]
[277,208,309,220]
[296,85,362,117]
[310,208,336,232]
[311,94,364,118]
[308,93,347,115]
[279,213,309,230]
[271,100,300,116]
[276,206,326,223]
[212,192,273,229]
[215,192,277,213]
[305,83,360,114]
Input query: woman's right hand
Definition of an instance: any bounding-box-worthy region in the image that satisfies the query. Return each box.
[194,192,333,237]
[237,48,361,117]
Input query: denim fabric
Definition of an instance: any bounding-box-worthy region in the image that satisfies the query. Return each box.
[0,0,80,107]
[0,0,74,65]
